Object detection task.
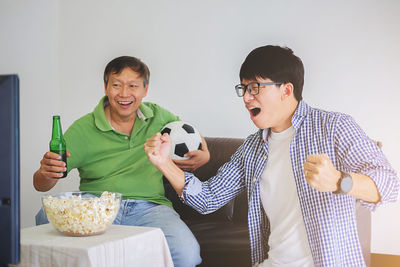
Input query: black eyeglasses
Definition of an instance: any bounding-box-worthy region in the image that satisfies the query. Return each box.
[234,82,283,97]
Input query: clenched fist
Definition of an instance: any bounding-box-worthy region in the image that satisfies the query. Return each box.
[144,132,172,168]
[303,154,341,192]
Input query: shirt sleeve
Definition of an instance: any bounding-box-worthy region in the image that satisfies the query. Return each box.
[181,141,246,214]
[335,114,399,211]
[64,118,89,173]
[152,103,180,124]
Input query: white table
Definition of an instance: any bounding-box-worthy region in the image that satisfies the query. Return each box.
[11,224,173,267]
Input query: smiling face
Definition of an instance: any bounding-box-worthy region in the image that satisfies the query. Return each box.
[242,77,297,133]
[104,67,148,122]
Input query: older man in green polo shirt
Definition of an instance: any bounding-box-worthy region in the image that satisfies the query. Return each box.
[33,56,209,267]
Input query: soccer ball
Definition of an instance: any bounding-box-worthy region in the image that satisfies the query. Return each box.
[161,121,202,160]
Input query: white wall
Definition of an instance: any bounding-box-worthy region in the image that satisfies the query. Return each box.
[1,0,399,255]
[0,0,60,232]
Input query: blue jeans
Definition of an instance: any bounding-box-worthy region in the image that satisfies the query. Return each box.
[36,199,201,267]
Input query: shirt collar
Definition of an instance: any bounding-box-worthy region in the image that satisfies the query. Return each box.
[94,96,154,132]
[262,128,268,142]
[137,101,153,120]
[291,100,309,130]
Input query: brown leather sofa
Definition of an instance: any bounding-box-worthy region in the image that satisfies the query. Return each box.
[164,137,371,267]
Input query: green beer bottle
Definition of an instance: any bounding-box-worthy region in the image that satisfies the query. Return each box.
[49,115,67,178]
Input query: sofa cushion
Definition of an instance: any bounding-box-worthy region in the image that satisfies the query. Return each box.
[189,221,251,267]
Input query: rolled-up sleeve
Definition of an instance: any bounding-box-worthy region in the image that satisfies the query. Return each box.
[336,115,400,210]
[182,172,203,196]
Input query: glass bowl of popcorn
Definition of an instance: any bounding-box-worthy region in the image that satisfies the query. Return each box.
[41,191,122,236]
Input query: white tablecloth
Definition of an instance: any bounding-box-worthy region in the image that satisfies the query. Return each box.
[11,224,173,267]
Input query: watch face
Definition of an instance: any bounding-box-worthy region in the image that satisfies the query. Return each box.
[340,175,353,193]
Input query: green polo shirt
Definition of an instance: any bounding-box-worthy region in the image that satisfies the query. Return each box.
[64,96,179,208]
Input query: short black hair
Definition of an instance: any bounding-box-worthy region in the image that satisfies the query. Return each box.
[103,56,150,86]
[239,45,304,101]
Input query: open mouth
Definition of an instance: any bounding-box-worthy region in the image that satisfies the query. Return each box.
[117,101,133,107]
[250,107,261,117]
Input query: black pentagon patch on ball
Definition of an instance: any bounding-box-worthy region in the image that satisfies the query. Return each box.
[198,143,202,150]
[161,127,171,135]
[175,143,189,157]
[182,124,195,134]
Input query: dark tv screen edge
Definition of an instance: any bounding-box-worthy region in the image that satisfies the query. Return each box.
[0,74,20,266]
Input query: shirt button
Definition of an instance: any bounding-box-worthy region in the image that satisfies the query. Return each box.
[125,136,128,140]
[253,178,257,182]
[263,155,267,160]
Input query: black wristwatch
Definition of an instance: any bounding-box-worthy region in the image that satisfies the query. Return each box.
[334,171,353,194]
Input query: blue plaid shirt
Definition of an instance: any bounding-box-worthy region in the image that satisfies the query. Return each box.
[182,100,399,266]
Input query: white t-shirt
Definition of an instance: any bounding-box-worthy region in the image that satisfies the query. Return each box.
[257,126,314,267]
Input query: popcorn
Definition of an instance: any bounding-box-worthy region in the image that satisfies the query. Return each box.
[42,191,121,236]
